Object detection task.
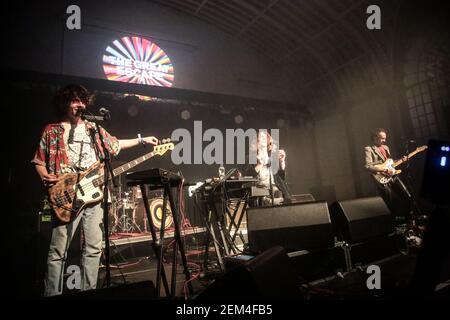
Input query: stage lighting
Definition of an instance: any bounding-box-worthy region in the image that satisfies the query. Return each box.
[234,114,244,124]
[181,109,191,120]
[127,104,139,117]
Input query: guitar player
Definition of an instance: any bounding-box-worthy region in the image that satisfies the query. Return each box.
[364,128,413,222]
[31,84,159,296]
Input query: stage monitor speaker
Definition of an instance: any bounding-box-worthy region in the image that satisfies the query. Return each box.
[330,197,394,243]
[247,201,334,253]
[291,193,315,203]
[44,281,156,300]
[196,246,302,300]
[309,185,336,203]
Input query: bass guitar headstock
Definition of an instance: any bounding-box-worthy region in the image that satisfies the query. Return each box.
[153,138,175,156]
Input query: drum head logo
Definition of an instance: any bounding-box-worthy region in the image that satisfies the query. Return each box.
[149,198,173,230]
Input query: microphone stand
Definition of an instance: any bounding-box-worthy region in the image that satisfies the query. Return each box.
[403,140,422,224]
[268,152,275,206]
[83,111,116,288]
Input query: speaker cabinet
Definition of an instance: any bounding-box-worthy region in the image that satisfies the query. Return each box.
[330,197,394,243]
[247,201,334,253]
[291,193,315,203]
[197,246,302,300]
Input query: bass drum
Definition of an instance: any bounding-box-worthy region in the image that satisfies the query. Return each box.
[135,197,174,231]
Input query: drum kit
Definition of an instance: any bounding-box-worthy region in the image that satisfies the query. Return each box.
[109,175,174,234]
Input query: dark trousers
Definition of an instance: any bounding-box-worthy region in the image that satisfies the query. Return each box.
[377,176,412,219]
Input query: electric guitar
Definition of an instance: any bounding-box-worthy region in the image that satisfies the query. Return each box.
[48,141,174,223]
[372,145,427,185]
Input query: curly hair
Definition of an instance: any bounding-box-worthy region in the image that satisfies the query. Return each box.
[53,84,94,118]
[371,128,387,140]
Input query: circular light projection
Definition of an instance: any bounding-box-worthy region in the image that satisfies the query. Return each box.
[103,36,174,87]
[127,104,139,117]
[234,115,244,124]
[180,110,191,120]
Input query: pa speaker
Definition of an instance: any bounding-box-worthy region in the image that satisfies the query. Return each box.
[330,197,394,243]
[247,201,334,253]
[197,246,302,300]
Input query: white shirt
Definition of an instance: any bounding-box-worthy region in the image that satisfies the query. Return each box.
[62,122,98,171]
[257,149,274,188]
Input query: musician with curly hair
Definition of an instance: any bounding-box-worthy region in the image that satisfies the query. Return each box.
[32,84,159,296]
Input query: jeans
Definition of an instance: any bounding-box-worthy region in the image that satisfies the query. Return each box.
[43,202,103,297]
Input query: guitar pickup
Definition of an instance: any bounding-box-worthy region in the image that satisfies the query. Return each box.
[55,198,64,207]
[64,190,72,203]
[92,192,101,199]
[76,184,85,196]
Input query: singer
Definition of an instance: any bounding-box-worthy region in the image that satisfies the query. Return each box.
[31,84,159,296]
[242,130,291,206]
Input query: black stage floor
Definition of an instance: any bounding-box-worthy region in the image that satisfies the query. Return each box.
[93,243,449,300]
[32,225,448,300]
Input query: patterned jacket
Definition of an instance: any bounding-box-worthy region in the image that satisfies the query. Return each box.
[32,122,120,174]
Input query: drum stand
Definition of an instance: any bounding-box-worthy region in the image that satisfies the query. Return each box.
[109,201,119,235]
[110,191,143,234]
[129,206,143,233]
[118,208,133,233]
[110,178,122,234]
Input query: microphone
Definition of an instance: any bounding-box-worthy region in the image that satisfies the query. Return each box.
[99,107,111,120]
[80,108,111,121]
[76,108,86,117]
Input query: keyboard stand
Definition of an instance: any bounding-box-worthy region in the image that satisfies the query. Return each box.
[127,169,193,298]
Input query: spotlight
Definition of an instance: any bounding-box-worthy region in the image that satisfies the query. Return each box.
[127,104,139,117]
[180,110,191,120]
[234,114,244,124]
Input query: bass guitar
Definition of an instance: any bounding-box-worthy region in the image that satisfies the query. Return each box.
[48,141,174,223]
